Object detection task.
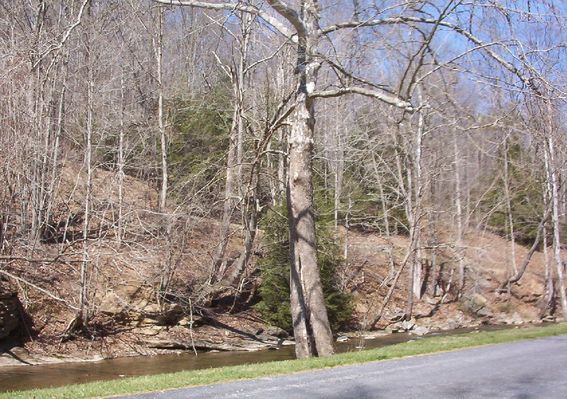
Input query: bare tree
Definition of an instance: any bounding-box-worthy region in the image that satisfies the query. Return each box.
[543,111,567,318]
[155,6,168,213]
[151,0,567,357]
[79,0,94,329]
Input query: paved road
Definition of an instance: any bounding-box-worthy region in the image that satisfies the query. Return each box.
[121,335,567,399]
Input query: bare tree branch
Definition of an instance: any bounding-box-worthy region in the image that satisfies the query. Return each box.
[311,86,414,111]
[265,0,305,37]
[33,0,91,70]
[153,0,295,39]
[322,15,540,93]
[0,269,79,310]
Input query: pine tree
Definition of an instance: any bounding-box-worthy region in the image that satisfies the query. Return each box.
[255,205,352,333]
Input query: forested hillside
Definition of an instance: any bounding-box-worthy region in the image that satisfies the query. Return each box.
[1,0,566,362]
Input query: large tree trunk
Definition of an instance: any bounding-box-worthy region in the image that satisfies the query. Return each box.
[287,98,334,357]
[545,134,567,318]
[286,0,334,358]
[411,106,424,301]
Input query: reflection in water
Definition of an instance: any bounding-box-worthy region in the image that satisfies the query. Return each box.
[0,346,296,393]
[0,326,510,392]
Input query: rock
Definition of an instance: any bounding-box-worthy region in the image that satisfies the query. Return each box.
[390,319,415,332]
[264,326,289,338]
[137,326,165,335]
[507,312,524,325]
[389,313,406,323]
[98,292,126,316]
[0,279,21,340]
[143,304,161,315]
[414,302,437,319]
[440,312,465,330]
[0,346,33,366]
[476,307,493,318]
[356,331,389,340]
[137,303,184,326]
[494,311,521,325]
[412,326,430,336]
[178,317,192,327]
[99,285,148,312]
[140,317,161,326]
[144,337,272,352]
[424,295,440,306]
[445,319,460,330]
[400,320,415,331]
[144,338,194,350]
[465,293,488,315]
[98,285,179,325]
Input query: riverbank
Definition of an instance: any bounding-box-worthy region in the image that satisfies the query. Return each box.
[3,322,566,399]
[0,313,530,370]
[0,324,515,392]
[1,185,558,373]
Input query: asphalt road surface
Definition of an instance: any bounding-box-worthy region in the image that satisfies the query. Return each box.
[121,334,567,399]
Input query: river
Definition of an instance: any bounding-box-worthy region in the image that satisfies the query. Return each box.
[0,326,510,393]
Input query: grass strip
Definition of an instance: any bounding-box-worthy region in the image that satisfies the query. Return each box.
[4,322,567,399]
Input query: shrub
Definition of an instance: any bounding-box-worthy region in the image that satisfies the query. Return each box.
[168,88,232,205]
[255,204,352,333]
[480,141,545,246]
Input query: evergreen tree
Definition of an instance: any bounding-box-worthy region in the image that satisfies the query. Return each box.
[255,205,352,333]
[481,141,545,246]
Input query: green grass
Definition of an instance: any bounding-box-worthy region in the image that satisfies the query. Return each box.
[4,323,567,399]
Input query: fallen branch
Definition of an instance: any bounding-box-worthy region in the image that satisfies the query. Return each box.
[497,211,550,292]
[0,255,83,263]
[369,247,414,329]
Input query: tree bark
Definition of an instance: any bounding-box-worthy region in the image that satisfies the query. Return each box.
[411,105,424,300]
[117,67,125,244]
[543,220,556,314]
[545,133,567,318]
[503,136,518,275]
[155,7,168,213]
[287,99,334,357]
[285,0,334,358]
[454,131,465,295]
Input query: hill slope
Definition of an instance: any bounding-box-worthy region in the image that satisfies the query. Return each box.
[0,162,561,366]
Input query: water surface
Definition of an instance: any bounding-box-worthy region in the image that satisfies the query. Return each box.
[0,325,512,392]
